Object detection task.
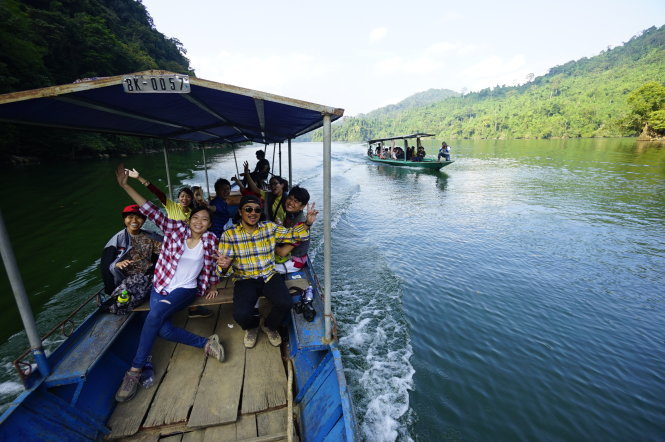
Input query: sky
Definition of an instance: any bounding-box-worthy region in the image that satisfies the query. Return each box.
[141,0,664,116]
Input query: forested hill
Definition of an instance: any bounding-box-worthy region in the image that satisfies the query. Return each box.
[323,25,665,142]
[0,0,194,162]
[362,88,459,118]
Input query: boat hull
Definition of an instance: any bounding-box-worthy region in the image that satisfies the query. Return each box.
[367,155,453,169]
[0,267,358,440]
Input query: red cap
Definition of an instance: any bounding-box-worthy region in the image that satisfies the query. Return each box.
[121,204,145,218]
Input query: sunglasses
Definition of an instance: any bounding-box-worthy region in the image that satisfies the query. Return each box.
[242,206,262,214]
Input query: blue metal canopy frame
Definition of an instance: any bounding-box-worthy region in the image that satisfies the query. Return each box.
[0,70,344,145]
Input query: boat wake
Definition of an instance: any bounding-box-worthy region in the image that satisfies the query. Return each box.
[322,215,415,441]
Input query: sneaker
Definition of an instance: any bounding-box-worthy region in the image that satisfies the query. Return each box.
[204,334,225,362]
[261,323,282,347]
[188,306,213,318]
[115,370,141,402]
[244,327,259,348]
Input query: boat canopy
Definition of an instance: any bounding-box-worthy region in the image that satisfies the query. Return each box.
[0,70,344,145]
[367,132,435,144]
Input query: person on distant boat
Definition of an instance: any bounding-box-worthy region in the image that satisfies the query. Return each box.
[416,146,426,161]
[438,142,451,162]
[114,164,224,403]
[407,145,415,160]
[127,168,213,319]
[275,185,312,274]
[254,149,271,182]
[216,194,318,349]
[375,145,381,156]
[100,204,163,297]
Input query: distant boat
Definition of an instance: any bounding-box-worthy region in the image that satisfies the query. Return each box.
[366,133,454,170]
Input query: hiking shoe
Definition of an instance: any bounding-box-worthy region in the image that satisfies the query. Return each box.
[188,306,213,318]
[204,334,225,362]
[115,370,141,402]
[261,324,282,347]
[244,327,259,348]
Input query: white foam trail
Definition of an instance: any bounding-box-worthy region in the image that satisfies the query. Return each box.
[0,381,24,397]
[338,289,415,441]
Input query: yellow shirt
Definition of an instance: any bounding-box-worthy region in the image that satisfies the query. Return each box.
[164,198,190,221]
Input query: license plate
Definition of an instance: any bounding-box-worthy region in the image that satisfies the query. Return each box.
[122,74,190,93]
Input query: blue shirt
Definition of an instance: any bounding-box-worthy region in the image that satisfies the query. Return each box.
[210,196,231,237]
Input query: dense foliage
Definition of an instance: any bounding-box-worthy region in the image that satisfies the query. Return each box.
[0,0,195,161]
[322,25,665,142]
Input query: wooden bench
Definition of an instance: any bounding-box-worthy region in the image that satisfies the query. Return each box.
[132,277,236,312]
[131,276,311,312]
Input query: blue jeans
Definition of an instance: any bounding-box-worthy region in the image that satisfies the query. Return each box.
[131,287,207,368]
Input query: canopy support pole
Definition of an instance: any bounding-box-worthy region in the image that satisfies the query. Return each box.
[322,114,332,342]
[162,143,173,199]
[0,209,50,377]
[278,143,282,177]
[232,144,240,180]
[272,143,277,177]
[288,139,293,187]
[202,145,210,198]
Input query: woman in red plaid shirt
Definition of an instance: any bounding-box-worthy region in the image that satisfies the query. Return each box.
[113,164,224,403]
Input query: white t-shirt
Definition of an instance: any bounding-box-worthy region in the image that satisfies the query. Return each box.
[164,240,204,292]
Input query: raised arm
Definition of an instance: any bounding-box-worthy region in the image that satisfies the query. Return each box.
[242,161,262,195]
[116,164,147,206]
[127,167,167,204]
[231,175,247,193]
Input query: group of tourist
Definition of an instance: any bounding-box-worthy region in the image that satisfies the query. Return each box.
[101,149,318,403]
[369,141,452,161]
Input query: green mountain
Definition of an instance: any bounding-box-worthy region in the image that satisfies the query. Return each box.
[0,0,195,161]
[361,88,459,117]
[323,25,665,142]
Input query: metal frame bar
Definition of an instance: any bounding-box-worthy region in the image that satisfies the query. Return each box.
[162,143,173,198]
[0,209,50,378]
[202,146,210,197]
[322,114,332,342]
[288,139,293,186]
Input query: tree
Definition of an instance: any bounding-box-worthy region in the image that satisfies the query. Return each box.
[627,81,665,133]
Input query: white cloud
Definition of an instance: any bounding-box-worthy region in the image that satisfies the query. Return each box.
[372,41,478,75]
[459,54,530,89]
[189,50,329,94]
[440,12,463,23]
[369,27,388,43]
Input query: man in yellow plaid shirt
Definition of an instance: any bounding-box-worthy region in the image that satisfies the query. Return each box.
[217,195,319,348]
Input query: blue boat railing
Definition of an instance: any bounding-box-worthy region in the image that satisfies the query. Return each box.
[12,290,102,383]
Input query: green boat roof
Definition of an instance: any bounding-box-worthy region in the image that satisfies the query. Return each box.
[367,132,435,144]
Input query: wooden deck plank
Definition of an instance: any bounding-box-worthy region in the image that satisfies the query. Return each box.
[159,434,183,442]
[115,432,160,442]
[180,430,204,442]
[257,408,287,437]
[106,311,187,439]
[143,307,220,427]
[241,323,287,414]
[182,414,257,441]
[188,305,246,428]
[234,414,258,439]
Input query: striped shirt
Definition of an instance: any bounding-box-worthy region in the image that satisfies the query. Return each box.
[218,221,309,281]
[139,201,218,296]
